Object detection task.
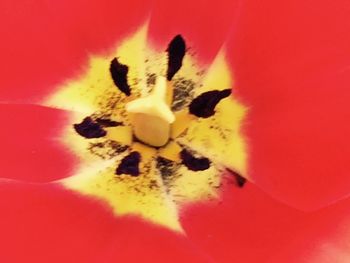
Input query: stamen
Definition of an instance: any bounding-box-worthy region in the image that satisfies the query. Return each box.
[116,151,141,176]
[74,117,107,139]
[110,57,131,96]
[180,149,210,171]
[189,89,231,118]
[95,118,123,127]
[167,35,186,81]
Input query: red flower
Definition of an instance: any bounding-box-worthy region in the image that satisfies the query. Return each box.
[1,0,350,262]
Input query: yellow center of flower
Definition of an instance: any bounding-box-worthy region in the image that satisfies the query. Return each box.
[44,23,248,232]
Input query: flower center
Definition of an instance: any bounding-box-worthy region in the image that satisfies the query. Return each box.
[126,76,175,147]
[47,24,249,231]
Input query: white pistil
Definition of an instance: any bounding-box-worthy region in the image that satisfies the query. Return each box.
[126,76,175,147]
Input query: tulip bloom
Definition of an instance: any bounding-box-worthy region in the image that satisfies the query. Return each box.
[1,0,350,262]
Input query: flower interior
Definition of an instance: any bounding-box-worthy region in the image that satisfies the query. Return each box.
[45,24,248,232]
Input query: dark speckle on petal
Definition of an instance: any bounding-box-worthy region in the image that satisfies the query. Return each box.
[156,156,174,179]
[116,151,141,176]
[228,169,247,188]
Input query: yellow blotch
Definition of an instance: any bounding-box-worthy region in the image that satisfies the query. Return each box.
[171,110,195,139]
[169,164,222,204]
[61,112,105,162]
[62,153,182,232]
[198,50,232,94]
[158,141,182,162]
[132,142,157,161]
[177,49,248,176]
[116,23,148,96]
[106,126,132,146]
[178,102,248,177]
[44,24,149,117]
[46,55,118,114]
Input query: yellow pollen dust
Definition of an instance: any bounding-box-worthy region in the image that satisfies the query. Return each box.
[45,23,248,232]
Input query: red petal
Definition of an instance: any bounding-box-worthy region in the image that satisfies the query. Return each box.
[270,195,350,263]
[0,0,150,103]
[0,181,212,263]
[148,0,239,63]
[227,0,350,210]
[181,177,306,263]
[0,104,76,182]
